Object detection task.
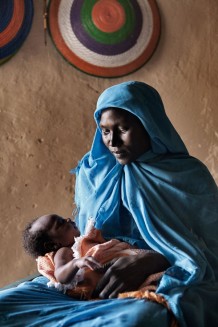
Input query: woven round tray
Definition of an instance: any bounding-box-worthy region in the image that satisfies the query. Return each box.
[0,0,34,65]
[48,0,161,77]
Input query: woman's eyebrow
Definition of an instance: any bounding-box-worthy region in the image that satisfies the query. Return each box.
[99,123,107,128]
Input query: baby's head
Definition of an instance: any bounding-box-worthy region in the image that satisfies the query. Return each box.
[22,214,80,258]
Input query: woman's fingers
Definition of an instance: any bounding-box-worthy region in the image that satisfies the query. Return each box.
[95,258,118,273]
[76,256,102,270]
[94,254,149,298]
[85,256,103,270]
[98,278,120,299]
[101,282,126,299]
[94,251,170,299]
[94,259,126,298]
[94,268,111,297]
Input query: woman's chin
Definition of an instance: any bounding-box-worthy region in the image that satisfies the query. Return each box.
[114,156,131,165]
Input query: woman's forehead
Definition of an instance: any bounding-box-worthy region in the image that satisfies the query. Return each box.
[101,108,132,120]
[100,108,141,126]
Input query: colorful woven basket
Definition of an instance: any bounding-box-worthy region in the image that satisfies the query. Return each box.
[48,0,161,77]
[0,0,34,65]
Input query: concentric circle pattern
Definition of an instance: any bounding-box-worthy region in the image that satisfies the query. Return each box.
[49,0,160,77]
[92,0,125,33]
[0,0,34,65]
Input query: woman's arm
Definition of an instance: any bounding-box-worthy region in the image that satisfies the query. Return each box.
[95,251,170,299]
[54,247,102,284]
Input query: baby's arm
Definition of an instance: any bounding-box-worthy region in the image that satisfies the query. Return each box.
[54,247,102,284]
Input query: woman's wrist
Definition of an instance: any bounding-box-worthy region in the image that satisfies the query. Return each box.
[138,251,170,276]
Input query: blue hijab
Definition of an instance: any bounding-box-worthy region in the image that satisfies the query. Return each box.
[73,81,218,326]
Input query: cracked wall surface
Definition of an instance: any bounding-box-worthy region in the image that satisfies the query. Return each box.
[0,0,217,287]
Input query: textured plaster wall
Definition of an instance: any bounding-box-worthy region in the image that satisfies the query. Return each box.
[0,0,217,287]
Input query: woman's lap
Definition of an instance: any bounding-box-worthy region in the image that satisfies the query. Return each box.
[0,277,170,327]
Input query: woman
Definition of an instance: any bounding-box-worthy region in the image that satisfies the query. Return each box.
[1,81,217,327]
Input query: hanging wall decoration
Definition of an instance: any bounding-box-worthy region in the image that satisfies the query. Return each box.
[48,0,161,77]
[0,0,34,65]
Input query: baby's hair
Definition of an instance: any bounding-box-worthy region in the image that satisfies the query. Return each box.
[22,217,52,258]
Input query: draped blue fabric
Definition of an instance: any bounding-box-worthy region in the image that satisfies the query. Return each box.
[74,81,218,326]
[0,81,217,327]
[0,276,170,327]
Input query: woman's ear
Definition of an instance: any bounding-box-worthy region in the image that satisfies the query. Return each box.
[44,241,61,252]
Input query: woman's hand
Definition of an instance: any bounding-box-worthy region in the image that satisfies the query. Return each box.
[94,252,170,299]
[75,256,103,270]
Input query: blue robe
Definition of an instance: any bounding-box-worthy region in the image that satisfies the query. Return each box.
[74,81,218,326]
[1,81,217,327]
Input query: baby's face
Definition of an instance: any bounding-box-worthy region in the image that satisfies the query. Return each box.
[32,214,80,247]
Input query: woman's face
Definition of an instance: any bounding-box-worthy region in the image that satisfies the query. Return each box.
[100,108,150,165]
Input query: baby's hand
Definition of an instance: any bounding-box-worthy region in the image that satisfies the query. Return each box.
[75,256,103,270]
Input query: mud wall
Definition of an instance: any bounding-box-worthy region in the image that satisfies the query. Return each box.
[0,0,217,287]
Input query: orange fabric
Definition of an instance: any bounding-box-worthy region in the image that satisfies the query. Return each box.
[37,252,56,284]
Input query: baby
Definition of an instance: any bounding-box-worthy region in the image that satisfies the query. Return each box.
[23,213,141,299]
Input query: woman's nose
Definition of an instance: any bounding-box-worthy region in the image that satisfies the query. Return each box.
[109,132,120,146]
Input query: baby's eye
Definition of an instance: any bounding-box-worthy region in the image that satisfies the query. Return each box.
[57,218,65,227]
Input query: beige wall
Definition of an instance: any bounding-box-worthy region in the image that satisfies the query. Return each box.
[0,0,217,287]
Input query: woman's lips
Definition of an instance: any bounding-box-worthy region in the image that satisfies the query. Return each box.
[111,151,127,158]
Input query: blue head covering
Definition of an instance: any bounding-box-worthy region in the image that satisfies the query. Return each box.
[95,81,188,155]
[73,81,218,326]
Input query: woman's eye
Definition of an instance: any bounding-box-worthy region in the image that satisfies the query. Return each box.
[102,129,110,135]
[120,127,128,133]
